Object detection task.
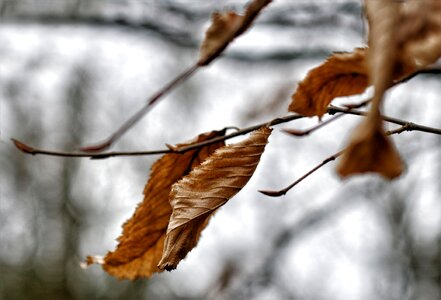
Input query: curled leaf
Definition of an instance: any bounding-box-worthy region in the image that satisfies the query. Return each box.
[288,48,368,118]
[158,127,272,270]
[336,114,403,179]
[88,130,226,280]
[336,0,440,180]
[198,0,272,66]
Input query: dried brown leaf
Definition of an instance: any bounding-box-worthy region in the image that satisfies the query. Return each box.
[198,0,272,66]
[158,127,272,270]
[365,0,398,102]
[365,0,441,95]
[288,48,369,118]
[336,0,435,180]
[396,0,441,69]
[88,130,226,280]
[336,114,403,179]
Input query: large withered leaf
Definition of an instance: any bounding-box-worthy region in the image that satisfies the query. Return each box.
[87,130,226,280]
[198,0,272,66]
[336,0,402,179]
[336,113,403,179]
[365,0,399,105]
[288,48,368,118]
[158,127,272,271]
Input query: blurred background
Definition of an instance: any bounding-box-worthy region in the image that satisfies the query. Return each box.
[1,0,440,299]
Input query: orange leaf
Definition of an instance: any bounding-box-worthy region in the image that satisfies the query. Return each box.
[198,0,272,66]
[336,114,403,179]
[87,130,226,280]
[337,0,440,180]
[288,48,368,118]
[158,127,272,270]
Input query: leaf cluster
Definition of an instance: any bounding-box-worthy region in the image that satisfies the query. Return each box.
[13,0,441,280]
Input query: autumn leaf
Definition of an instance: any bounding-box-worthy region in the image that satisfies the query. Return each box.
[364,0,441,96]
[198,0,272,66]
[336,113,403,179]
[395,0,441,69]
[365,0,399,109]
[86,130,226,280]
[288,48,368,118]
[334,0,441,180]
[158,127,272,271]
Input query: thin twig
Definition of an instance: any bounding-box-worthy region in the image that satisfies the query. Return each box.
[259,122,441,197]
[80,0,273,152]
[259,150,344,197]
[12,138,172,159]
[329,106,441,135]
[12,114,305,159]
[80,64,199,152]
[13,107,441,158]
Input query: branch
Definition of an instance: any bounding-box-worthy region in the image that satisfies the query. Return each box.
[12,114,304,159]
[259,150,344,197]
[79,0,273,152]
[329,105,441,135]
[11,138,172,159]
[259,121,441,197]
[79,64,199,152]
[13,104,441,159]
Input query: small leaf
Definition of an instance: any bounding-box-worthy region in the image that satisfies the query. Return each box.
[198,0,272,66]
[89,130,226,280]
[158,127,272,270]
[336,114,403,179]
[288,48,368,118]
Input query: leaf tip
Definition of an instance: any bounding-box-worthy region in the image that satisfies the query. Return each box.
[336,119,404,180]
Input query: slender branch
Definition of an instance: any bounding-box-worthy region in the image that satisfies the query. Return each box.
[80,0,273,152]
[13,106,441,159]
[173,115,304,153]
[259,150,344,197]
[12,138,173,158]
[329,105,441,135]
[259,121,441,197]
[80,63,199,152]
[12,114,305,159]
